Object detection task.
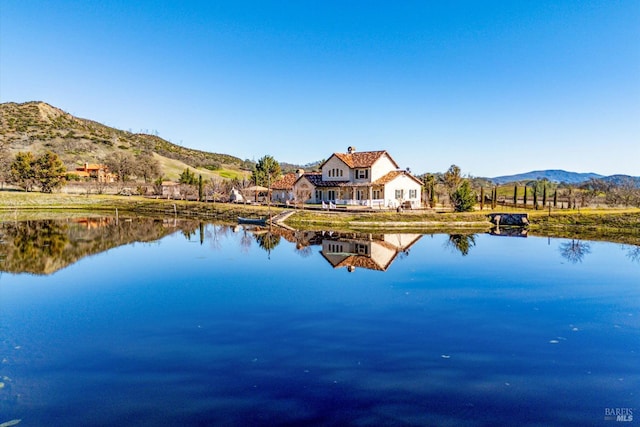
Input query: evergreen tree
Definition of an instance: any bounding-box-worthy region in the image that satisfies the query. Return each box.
[513,185,518,206]
[34,151,66,193]
[10,151,36,191]
[251,155,281,187]
[450,180,476,212]
[179,168,197,185]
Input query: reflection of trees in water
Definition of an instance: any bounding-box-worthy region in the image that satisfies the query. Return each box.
[255,232,281,254]
[240,229,253,253]
[446,234,476,256]
[295,244,313,258]
[559,239,591,263]
[205,224,231,251]
[0,217,199,275]
[623,245,640,263]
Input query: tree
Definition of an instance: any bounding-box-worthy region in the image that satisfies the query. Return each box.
[513,185,518,206]
[442,164,462,204]
[34,151,66,193]
[251,155,281,187]
[423,174,437,208]
[10,152,36,191]
[450,180,476,212]
[105,152,135,183]
[179,168,197,185]
[0,141,11,188]
[137,152,160,183]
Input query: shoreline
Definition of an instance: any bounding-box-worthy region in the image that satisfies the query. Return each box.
[1,191,639,244]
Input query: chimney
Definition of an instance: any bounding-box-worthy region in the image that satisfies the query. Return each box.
[347,146,356,154]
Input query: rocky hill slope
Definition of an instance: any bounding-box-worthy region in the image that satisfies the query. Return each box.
[0,101,246,172]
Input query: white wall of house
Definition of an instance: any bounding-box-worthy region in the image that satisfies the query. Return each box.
[322,156,350,182]
[370,155,398,182]
[383,174,423,208]
[293,178,316,203]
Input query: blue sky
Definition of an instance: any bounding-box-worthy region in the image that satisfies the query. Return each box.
[1,1,638,177]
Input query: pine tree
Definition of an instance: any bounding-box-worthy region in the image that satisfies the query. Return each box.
[450,180,476,212]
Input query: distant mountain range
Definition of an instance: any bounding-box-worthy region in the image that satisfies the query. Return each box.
[490,170,640,186]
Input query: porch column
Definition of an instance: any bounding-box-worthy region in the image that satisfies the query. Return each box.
[368,186,373,207]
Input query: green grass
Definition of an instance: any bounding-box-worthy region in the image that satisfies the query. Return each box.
[2,191,639,244]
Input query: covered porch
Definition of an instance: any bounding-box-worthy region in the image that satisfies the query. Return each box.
[316,184,389,208]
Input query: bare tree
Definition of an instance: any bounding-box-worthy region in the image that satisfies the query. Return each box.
[559,240,591,263]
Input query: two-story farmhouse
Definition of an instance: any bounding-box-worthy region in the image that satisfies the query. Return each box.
[292,147,422,208]
[67,163,116,183]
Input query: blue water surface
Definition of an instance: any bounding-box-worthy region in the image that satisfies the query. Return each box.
[0,223,638,426]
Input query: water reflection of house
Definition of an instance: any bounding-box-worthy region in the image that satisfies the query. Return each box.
[72,217,113,229]
[320,232,422,272]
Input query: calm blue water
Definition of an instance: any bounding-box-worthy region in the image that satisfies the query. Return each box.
[0,221,638,426]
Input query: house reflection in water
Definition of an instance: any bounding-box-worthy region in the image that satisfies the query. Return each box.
[319,232,422,272]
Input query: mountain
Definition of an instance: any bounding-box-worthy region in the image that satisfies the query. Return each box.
[491,170,640,186]
[0,101,248,174]
[491,170,604,184]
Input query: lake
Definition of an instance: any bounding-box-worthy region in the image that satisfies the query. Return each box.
[0,216,638,426]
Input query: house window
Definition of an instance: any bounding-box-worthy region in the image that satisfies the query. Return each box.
[356,169,369,179]
[373,189,382,199]
[315,189,323,201]
[339,169,343,177]
[409,189,417,198]
[395,189,404,199]
[328,190,336,201]
[355,244,369,255]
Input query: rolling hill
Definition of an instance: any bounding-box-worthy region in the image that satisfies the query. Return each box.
[0,101,251,180]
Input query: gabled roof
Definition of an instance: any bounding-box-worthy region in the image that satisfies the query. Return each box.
[323,150,399,169]
[374,170,424,186]
[271,173,297,190]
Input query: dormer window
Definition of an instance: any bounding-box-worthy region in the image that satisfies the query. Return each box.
[356,169,369,179]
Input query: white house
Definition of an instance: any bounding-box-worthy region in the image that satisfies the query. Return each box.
[292,147,423,208]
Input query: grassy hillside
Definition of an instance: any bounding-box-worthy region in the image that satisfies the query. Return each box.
[0,101,250,179]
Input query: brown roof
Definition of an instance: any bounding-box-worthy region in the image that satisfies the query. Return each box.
[76,164,107,172]
[327,150,399,169]
[271,173,297,190]
[374,170,424,186]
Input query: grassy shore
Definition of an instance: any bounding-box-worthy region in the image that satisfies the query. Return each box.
[1,191,639,244]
